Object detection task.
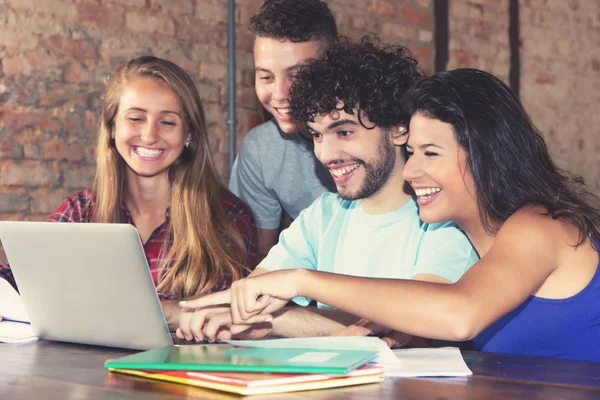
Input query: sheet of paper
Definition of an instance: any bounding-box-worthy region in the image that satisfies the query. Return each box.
[227,336,399,364]
[384,347,472,377]
[0,320,37,344]
[0,278,30,322]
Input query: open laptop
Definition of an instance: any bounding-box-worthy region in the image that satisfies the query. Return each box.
[0,221,173,350]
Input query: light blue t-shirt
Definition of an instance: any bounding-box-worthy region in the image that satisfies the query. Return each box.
[259,193,479,307]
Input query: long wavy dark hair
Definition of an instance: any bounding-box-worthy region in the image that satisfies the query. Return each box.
[289,35,424,129]
[402,68,600,245]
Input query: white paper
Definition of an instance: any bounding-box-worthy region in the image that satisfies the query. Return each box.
[228,338,472,377]
[227,336,399,364]
[0,278,30,322]
[384,347,472,377]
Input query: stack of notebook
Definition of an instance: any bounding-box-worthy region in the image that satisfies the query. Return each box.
[105,344,383,395]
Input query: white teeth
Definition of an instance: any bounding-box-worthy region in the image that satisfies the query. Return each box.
[275,107,291,115]
[414,187,441,197]
[330,164,359,178]
[134,147,163,157]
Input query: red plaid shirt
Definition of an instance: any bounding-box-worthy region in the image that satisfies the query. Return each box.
[0,189,257,299]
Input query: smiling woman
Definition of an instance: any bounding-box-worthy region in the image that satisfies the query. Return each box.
[0,56,258,329]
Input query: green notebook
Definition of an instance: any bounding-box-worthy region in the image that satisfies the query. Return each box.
[104,344,377,374]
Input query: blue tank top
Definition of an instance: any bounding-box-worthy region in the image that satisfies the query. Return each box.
[473,257,600,362]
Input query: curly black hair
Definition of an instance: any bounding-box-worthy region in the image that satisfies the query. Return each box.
[289,35,424,129]
[250,0,337,44]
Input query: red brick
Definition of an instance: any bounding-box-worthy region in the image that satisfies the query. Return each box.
[368,0,397,17]
[24,138,86,162]
[197,82,221,103]
[30,190,71,214]
[175,17,227,46]
[401,6,433,27]
[237,87,259,109]
[408,45,433,67]
[242,68,258,88]
[196,2,227,24]
[63,60,95,83]
[203,103,225,125]
[246,111,264,132]
[7,0,71,19]
[125,11,176,36]
[0,28,39,50]
[200,61,227,81]
[105,0,147,8]
[77,4,125,31]
[535,73,556,85]
[0,143,24,159]
[63,165,95,190]
[44,35,99,58]
[0,109,53,132]
[151,0,194,15]
[0,193,31,213]
[381,22,417,41]
[0,160,61,187]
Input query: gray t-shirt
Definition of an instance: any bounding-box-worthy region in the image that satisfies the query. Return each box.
[229,120,336,230]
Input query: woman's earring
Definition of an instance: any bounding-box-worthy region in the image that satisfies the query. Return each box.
[184,137,191,148]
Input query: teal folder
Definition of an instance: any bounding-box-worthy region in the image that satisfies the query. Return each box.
[104,344,377,374]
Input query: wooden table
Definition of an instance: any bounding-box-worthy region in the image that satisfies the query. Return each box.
[1,340,600,399]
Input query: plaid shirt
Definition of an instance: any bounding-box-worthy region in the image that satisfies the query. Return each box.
[0,189,257,299]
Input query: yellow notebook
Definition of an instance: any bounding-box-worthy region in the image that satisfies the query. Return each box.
[108,365,384,396]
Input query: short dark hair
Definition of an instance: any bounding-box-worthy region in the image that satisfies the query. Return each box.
[250,0,338,44]
[289,35,423,129]
[402,68,600,245]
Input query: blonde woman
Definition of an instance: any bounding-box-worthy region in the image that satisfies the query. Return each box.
[0,56,257,329]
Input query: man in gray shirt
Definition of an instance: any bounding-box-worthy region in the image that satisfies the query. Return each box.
[229,0,337,260]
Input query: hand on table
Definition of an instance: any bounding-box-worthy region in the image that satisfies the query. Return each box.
[177,306,273,342]
[331,318,412,348]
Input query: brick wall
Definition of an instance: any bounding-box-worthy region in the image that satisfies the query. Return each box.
[0,0,433,222]
[447,0,600,194]
[447,0,510,83]
[0,0,433,262]
[520,0,600,191]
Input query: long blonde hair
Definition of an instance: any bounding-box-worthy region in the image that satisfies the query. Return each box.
[95,56,249,298]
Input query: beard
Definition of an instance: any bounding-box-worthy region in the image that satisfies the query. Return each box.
[337,133,397,201]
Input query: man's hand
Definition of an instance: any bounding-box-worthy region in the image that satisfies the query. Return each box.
[332,318,412,348]
[176,305,231,341]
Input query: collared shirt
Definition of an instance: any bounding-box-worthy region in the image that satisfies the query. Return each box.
[0,189,257,299]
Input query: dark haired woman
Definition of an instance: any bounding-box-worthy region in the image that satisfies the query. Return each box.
[181,69,600,362]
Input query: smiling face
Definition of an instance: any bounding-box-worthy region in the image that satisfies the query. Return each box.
[113,76,187,181]
[254,37,322,134]
[404,112,478,225]
[308,109,405,201]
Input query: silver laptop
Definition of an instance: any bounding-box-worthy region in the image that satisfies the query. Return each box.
[0,221,172,350]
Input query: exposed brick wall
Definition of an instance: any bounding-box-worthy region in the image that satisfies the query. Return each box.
[447,0,510,83]
[0,0,433,262]
[520,0,600,192]
[447,0,600,194]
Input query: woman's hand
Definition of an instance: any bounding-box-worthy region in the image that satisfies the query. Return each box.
[180,269,303,325]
